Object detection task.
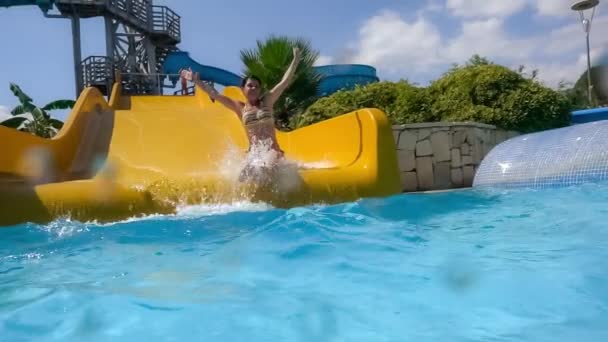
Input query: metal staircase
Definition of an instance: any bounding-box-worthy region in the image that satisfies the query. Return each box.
[1,0,182,96]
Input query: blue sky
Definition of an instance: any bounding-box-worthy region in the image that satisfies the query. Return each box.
[1,0,607,121]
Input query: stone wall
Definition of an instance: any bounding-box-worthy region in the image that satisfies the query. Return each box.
[392,122,519,192]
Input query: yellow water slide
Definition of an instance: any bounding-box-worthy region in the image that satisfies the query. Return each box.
[0,82,400,226]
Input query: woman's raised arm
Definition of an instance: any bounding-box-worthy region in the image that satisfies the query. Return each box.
[266,47,302,106]
[180,69,243,117]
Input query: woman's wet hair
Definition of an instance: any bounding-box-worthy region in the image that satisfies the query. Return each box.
[241,75,262,88]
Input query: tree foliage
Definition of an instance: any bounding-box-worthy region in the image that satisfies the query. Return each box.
[295,55,573,133]
[292,81,433,128]
[0,83,74,138]
[559,66,608,109]
[240,35,323,130]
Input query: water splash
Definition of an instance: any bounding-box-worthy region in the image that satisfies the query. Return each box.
[175,200,273,218]
[38,217,90,237]
[216,140,247,184]
[216,138,306,195]
[296,160,336,170]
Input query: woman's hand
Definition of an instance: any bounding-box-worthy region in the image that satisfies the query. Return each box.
[199,80,218,98]
[292,46,301,61]
[180,68,194,81]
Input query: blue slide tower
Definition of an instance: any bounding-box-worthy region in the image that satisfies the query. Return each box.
[1,0,379,97]
[162,50,379,97]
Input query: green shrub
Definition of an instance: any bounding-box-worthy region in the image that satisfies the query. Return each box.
[429,64,523,118]
[428,59,571,132]
[499,82,572,132]
[293,81,433,128]
[294,55,573,133]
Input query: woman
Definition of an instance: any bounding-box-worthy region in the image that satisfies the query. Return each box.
[180,47,302,184]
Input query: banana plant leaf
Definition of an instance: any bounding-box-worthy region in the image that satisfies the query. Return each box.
[9,83,33,105]
[42,100,76,111]
[49,118,64,130]
[31,107,48,121]
[0,116,28,129]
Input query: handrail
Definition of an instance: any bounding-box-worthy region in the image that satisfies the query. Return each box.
[151,5,180,41]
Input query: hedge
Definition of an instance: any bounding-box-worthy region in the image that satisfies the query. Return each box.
[293,57,573,133]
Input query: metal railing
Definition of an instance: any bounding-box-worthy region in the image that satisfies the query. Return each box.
[109,0,150,26]
[151,5,181,41]
[82,55,113,87]
[56,0,107,6]
[118,72,197,95]
[81,57,202,96]
[174,85,195,96]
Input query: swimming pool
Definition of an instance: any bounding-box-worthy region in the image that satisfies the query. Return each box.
[2,183,608,341]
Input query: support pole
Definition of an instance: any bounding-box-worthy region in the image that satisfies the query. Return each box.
[145,38,159,94]
[571,0,600,107]
[105,16,115,92]
[586,30,593,105]
[71,16,83,98]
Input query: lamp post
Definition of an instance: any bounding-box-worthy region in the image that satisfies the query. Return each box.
[571,0,600,106]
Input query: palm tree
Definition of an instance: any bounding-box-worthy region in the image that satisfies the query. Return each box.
[0,83,74,138]
[240,35,322,130]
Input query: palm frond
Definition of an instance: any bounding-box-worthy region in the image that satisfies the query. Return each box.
[9,83,33,105]
[239,35,324,125]
[31,107,48,121]
[11,103,34,115]
[42,100,76,111]
[0,116,28,129]
[49,118,64,130]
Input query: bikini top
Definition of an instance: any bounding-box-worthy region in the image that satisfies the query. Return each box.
[242,106,273,126]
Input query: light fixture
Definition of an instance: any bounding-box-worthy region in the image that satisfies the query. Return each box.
[571,0,600,106]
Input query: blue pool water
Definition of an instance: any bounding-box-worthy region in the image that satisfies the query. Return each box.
[2,184,608,341]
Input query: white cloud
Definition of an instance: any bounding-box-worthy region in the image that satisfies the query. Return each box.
[446,18,534,61]
[446,0,596,18]
[0,105,10,121]
[535,0,592,17]
[446,0,527,18]
[419,0,444,14]
[315,55,333,66]
[533,46,607,87]
[544,16,608,56]
[347,10,443,73]
[339,7,608,88]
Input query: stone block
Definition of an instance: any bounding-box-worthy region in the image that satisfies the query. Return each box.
[464,129,474,144]
[451,148,462,168]
[416,157,434,190]
[474,128,486,143]
[482,141,494,156]
[471,142,482,164]
[462,155,473,166]
[430,131,450,162]
[434,161,451,189]
[461,143,470,155]
[488,130,497,146]
[398,130,418,151]
[452,129,466,146]
[463,166,475,186]
[507,131,520,139]
[393,129,402,145]
[398,149,416,172]
[418,129,431,141]
[432,126,450,132]
[416,139,433,157]
[495,130,508,144]
[400,172,418,192]
[451,168,463,187]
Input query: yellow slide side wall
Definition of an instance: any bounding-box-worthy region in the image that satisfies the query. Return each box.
[0,87,112,183]
[0,81,400,226]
